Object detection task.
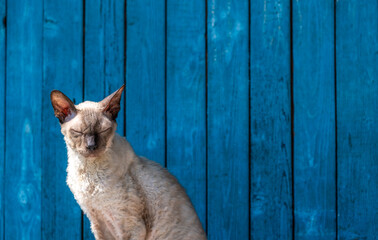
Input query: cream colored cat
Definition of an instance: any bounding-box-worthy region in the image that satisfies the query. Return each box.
[50,85,206,240]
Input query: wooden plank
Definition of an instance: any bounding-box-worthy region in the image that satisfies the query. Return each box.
[250,0,292,239]
[84,0,125,135]
[5,0,43,238]
[166,0,206,231]
[207,0,249,238]
[336,1,378,239]
[0,0,5,238]
[83,0,125,239]
[41,1,84,239]
[293,0,336,238]
[126,0,165,166]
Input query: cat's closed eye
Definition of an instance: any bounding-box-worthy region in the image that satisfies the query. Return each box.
[98,127,111,134]
[70,129,83,138]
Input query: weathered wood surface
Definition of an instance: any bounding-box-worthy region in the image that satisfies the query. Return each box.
[293,0,336,239]
[250,0,293,239]
[0,1,376,239]
[5,0,43,239]
[0,0,5,237]
[166,0,207,231]
[336,1,378,239]
[207,0,250,239]
[126,0,166,166]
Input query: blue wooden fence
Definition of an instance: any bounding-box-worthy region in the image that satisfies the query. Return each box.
[0,0,377,239]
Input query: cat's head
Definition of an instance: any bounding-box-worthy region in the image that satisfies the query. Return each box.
[50,85,124,158]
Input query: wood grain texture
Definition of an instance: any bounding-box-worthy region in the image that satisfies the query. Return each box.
[0,0,5,237]
[126,0,165,166]
[42,0,83,239]
[166,0,206,231]
[293,0,336,238]
[207,0,249,239]
[5,0,43,238]
[250,0,292,239]
[84,1,125,239]
[84,0,125,135]
[0,1,377,239]
[336,1,378,239]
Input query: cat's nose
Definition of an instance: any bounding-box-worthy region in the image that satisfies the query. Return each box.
[86,135,97,151]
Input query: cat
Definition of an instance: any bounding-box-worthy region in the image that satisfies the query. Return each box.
[50,85,206,240]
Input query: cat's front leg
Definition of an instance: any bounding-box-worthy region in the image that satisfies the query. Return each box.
[110,215,147,240]
[128,219,147,240]
[87,211,117,240]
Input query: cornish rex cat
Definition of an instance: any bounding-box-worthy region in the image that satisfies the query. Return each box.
[50,85,206,240]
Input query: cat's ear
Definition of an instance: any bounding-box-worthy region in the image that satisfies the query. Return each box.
[100,85,125,120]
[50,90,77,124]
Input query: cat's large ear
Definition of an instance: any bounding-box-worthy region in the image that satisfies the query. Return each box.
[100,85,125,120]
[50,90,77,124]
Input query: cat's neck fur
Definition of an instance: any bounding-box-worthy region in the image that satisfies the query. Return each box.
[67,134,139,197]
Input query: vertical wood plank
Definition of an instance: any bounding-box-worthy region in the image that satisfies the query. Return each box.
[293,0,336,238]
[5,0,43,238]
[84,0,125,136]
[336,1,378,239]
[0,0,5,238]
[126,0,165,166]
[42,0,83,239]
[250,0,292,239]
[84,0,125,239]
[166,0,206,231]
[207,0,249,238]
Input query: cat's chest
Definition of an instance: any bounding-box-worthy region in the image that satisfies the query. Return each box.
[66,160,127,210]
